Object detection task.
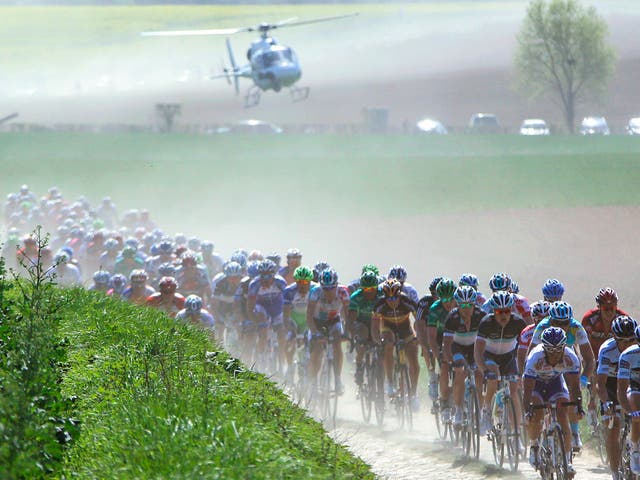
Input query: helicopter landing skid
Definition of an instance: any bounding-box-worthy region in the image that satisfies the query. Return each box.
[244,87,261,108]
[290,85,309,103]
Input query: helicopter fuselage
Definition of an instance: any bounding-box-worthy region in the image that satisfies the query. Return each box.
[245,37,301,92]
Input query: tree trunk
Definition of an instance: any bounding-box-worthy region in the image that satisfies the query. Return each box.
[565,93,575,134]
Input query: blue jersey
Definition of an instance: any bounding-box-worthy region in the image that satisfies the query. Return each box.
[248,275,287,318]
[531,318,589,348]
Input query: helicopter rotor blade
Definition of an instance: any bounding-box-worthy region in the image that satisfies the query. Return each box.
[140,27,251,37]
[226,38,240,95]
[269,13,358,30]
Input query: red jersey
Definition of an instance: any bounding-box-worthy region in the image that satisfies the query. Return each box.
[146,292,186,318]
[582,307,627,355]
[517,323,536,351]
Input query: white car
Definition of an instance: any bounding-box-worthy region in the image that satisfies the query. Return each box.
[214,119,283,134]
[580,116,610,135]
[415,118,448,135]
[519,119,550,136]
[626,117,640,135]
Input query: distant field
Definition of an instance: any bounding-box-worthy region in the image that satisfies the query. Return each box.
[2,132,640,228]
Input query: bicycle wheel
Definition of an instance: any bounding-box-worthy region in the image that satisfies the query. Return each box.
[503,395,519,472]
[552,426,569,480]
[594,411,608,466]
[619,422,632,480]
[466,384,481,459]
[359,358,372,423]
[490,401,504,466]
[399,365,413,430]
[372,354,385,427]
[325,358,338,429]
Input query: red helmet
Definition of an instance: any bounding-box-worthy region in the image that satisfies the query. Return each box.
[159,276,178,293]
[181,252,197,267]
[596,287,618,305]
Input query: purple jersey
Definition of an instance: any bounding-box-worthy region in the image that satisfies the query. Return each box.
[248,275,287,318]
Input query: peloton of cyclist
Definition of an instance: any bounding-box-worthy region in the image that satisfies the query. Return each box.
[442,285,486,426]
[597,315,638,480]
[307,268,349,396]
[475,290,527,436]
[372,278,420,411]
[617,322,640,475]
[523,327,583,476]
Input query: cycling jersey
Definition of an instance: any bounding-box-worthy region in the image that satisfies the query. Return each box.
[427,299,450,342]
[416,294,436,326]
[598,337,626,402]
[582,307,627,357]
[283,283,314,331]
[482,293,530,319]
[476,314,527,356]
[308,285,350,324]
[349,288,382,327]
[517,324,536,351]
[122,285,156,305]
[248,275,287,321]
[531,318,589,348]
[146,293,185,317]
[213,276,241,319]
[175,266,211,297]
[401,282,419,303]
[176,309,215,328]
[617,345,640,392]
[443,306,485,346]
[524,344,581,382]
[373,294,417,340]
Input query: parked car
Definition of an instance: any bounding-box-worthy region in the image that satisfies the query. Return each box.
[519,118,550,136]
[214,119,283,134]
[468,113,500,133]
[415,118,448,135]
[580,116,609,135]
[626,117,640,135]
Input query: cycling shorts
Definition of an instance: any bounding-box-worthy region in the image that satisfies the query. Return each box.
[452,343,475,368]
[484,351,517,379]
[532,376,569,404]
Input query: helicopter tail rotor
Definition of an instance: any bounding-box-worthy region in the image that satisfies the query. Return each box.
[226,38,240,95]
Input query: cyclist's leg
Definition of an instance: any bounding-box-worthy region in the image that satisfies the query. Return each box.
[271,314,288,375]
[330,321,345,393]
[381,329,395,393]
[628,392,640,469]
[352,321,369,385]
[405,337,420,398]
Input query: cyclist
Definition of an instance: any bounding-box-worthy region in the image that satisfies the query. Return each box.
[88,270,111,292]
[106,273,128,299]
[312,260,331,283]
[617,323,640,475]
[176,294,215,330]
[348,269,383,387]
[426,277,458,419]
[234,261,262,363]
[279,248,302,285]
[475,291,527,436]
[597,315,638,479]
[542,278,565,302]
[388,265,419,303]
[583,287,628,364]
[347,264,381,295]
[523,327,583,475]
[122,269,156,305]
[99,238,120,274]
[372,278,420,410]
[458,273,487,306]
[211,261,244,345]
[417,275,442,397]
[247,259,288,374]
[307,268,349,396]
[442,285,486,426]
[175,252,212,301]
[200,241,225,279]
[114,245,145,279]
[529,301,595,451]
[146,276,185,318]
[483,272,532,323]
[145,239,175,282]
[282,265,315,383]
[48,251,82,287]
[517,301,551,374]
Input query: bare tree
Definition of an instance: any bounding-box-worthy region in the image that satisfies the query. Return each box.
[514,0,616,133]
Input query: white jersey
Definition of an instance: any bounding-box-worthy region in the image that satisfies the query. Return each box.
[597,337,624,378]
[523,344,580,382]
[401,283,419,303]
[618,344,640,390]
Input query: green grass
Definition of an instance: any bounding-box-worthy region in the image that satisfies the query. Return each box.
[2,132,640,229]
[0,256,373,479]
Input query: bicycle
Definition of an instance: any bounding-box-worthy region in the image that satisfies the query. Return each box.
[455,359,481,459]
[387,338,413,430]
[585,381,608,465]
[428,350,453,440]
[313,331,339,429]
[354,339,384,425]
[530,401,579,480]
[487,375,520,472]
[617,412,640,480]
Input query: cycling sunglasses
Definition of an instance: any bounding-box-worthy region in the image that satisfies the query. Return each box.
[385,295,399,301]
[459,302,474,309]
[494,308,511,315]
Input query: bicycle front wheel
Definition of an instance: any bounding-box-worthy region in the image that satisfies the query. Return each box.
[552,426,569,480]
[503,395,519,472]
[466,384,481,459]
[399,365,413,431]
[359,359,372,423]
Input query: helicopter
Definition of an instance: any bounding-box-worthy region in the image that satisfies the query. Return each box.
[141,14,357,108]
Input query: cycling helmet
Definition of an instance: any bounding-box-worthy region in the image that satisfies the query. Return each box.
[510,281,520,295]
[489,272,512,292]
[388,265,408,283]
[92,270,111,285]
[489,291,514,310]
[104,238,119,252]
[247,261,261,278]
[361,264,380,276]
[181,252,198,267]
[125,237,139,249]
[185,294,203,312]
[54,251,70,264]
[266,252,281,267]
[458,273,479,289]
[596,287,618,305]
[200,241,214,254]
[612,315,638,339]
[360,270,379,289]
[541,326,567,349]
[436,278,457,300]
[158,240,174,255]
[542,279,565,300]
[110,274,128,290]
[381,278,402,298]
[248,250,263,261]
[130,269,148,284]
[158,262,176,277]
[230,252,247,269]
[233,248,249,258]
[313,261,331,281]
[257,259,278,277]
[174,233,187,246]
[159,276,178,293]
[530,301,551,320]
[286,248,302,259]
[187,237,201,251]
[549,301,573,321]
[122,246,136,258]
[293,266,314,282]
[224,261,244,277]
[454,285,477,305]
[319,268,338,287]
[429,276,443,294]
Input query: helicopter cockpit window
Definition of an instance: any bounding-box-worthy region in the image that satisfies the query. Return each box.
[261,51,281,68]
[282,48,294,62]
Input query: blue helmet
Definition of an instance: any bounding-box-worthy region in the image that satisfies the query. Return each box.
[429,276,443,294]
[158,240,174,255]
[458,273,479,289]
[230,252,247,269]
[454,285,477,304]
[489,272,511,292]
[185,294,203,312]
[247,261,261,278]
[489,291,514,310]
[224,261,244,277]
[266,252,281,267]
[158,262,177,277]
[541,326,567,349]
[510,280,520,295]
[530,301,551,320]
[612,315,637,339]
[388,265,408,283]
[92,270,111,285]
[319,268,338,287]
[549,301,573,322]
[542,279,565,300]
[257,259,277,276]
[109,274,127,290]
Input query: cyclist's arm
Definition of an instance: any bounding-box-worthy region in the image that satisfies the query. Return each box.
[442,334,454,364]
[426,325,438,353]
[474,337,488,373]
[306,300,318,334]
[578,341,595,378]
[371,313,382,345]
[596,372,610,404]
[565,372,582,408]
[247,295,259,323]
[414,318,428,349]
[283,303,293,328]
[517,345,528,378]
[618,378,632,413]
[522,376,536,410]
[346,309,358,338]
